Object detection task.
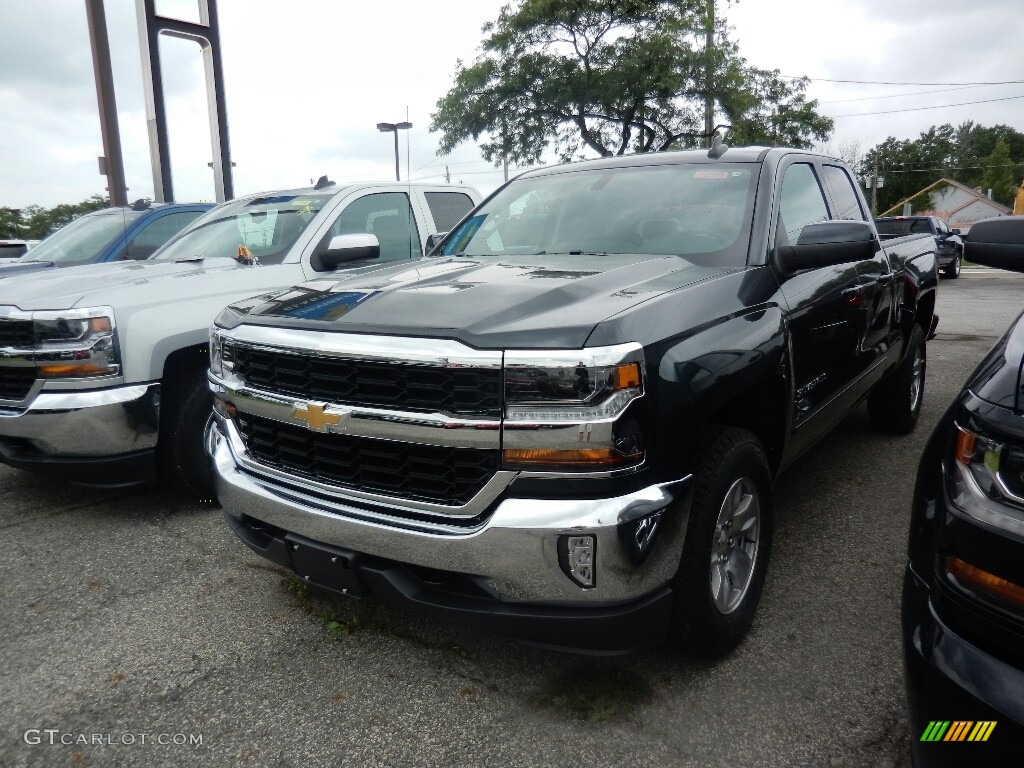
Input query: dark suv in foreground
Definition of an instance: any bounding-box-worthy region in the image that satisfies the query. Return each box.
[903,215,1024,765]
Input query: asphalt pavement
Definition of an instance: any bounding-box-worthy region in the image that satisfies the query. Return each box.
[1,273,1022,768]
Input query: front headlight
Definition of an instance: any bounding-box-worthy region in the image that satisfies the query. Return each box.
[502,343,645,470]
[949,423,1024,541]
[32,307,119,378]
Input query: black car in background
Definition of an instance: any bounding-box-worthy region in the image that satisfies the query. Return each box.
[903,216,1024,765]
[876,216,964,279]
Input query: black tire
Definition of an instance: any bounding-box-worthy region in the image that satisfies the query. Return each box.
[867,324,926,434]
[943,252,961,279]
[671,426,773,657]
[158,367,215,501]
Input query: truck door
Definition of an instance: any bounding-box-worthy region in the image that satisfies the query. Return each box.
[821,163,893,395]
[772,161,864,452]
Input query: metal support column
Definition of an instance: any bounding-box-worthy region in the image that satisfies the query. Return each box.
[85,0,128,207]
[136,0,233,202]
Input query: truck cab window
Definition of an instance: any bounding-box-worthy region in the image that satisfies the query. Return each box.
[821,165,866,221]
[774,163,829,247]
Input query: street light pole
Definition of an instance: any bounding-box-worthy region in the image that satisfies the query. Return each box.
[376,121,412,181]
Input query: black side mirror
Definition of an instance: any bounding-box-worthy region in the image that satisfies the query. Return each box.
[949,228,961,236]
[774,220,878,275]
[963,216,1024,272]
[424,232,448,256]
[311,233,380,271]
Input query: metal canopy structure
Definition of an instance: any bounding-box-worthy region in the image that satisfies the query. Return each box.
[136,0,233,202]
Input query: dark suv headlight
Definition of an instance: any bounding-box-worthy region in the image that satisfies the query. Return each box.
[950,423,1024,541]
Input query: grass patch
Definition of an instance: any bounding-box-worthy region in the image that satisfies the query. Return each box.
[280,575,380,640]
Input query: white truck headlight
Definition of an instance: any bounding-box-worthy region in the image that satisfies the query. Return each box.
[32,307,119,378]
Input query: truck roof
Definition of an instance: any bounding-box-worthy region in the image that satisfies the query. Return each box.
[511,146,844,181]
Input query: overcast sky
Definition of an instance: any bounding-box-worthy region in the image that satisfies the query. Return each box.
[1,0,1021,209]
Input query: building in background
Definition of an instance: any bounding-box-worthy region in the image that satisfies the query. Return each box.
[881,178,1011,232]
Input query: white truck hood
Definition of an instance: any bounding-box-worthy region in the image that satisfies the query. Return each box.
[0,258,255,311]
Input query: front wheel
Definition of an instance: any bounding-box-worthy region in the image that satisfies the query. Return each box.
[943,252,961,279]
[671,426,773,657]
[867,324,926,434]
[158,368,215,501]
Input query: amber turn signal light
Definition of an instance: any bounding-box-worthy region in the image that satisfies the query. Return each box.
[612,362,641,390]
[946,556,1024,609]
[503,447,641,467]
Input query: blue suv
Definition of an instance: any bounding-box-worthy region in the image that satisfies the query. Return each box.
[0,200,212,279]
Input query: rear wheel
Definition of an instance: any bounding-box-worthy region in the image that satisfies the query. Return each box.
[671,426,773,656]
[867,324,926,434]
[158,367,215,501]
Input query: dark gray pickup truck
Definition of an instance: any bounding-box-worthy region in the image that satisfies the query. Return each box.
[207,146,938,655]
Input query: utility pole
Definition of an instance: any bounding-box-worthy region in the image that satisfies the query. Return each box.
[871,154,879,216]
[704,0,715,148]
[85,0,128,207]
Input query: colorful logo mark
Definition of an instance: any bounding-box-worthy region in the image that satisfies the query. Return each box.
[920,721,996,742]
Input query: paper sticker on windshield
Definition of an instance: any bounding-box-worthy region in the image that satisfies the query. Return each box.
[694,171,729,179]
[292,199,316,216]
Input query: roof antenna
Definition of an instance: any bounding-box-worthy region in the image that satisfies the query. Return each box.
[708,126,733,159]
[313,175,335,190]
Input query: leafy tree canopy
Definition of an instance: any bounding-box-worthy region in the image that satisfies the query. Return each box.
[1,195,108,240]
[431,0,833,165]
[864,123,1024,212]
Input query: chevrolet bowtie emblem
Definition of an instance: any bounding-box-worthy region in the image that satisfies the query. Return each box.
[293,403,342,432]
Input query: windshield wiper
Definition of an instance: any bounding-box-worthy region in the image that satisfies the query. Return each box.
[175,255,204,263]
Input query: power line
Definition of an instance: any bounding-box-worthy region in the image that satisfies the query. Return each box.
[782,76,1024,87]
[819,84,985,105]
[877,163,1022,174]
[831,94,1024,117]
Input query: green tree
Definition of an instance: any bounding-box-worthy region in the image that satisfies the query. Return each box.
[863,123,1024,212]
[20,195,108,239]
[982,139,1018,206]
[431,0,833,166]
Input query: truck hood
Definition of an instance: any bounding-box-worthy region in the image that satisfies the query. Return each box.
[966,307,1024,412]
[0,260,55,280]
[0,258,257,311]
[239,254,731,348]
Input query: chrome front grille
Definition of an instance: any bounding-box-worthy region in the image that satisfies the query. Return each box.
[236,413,499,504]
[0,319,33,349]
[231,346,501,417]
[0,367,35,400]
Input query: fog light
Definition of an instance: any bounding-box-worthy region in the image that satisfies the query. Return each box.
[633,510,662,559]
[560,535,595,588]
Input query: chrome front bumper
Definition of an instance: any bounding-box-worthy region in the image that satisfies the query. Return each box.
[0,383,160,456]
[209,418,691,604]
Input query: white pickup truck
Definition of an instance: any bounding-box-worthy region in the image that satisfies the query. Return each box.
[0,180,479,497]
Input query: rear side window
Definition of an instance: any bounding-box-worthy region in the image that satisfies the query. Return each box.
[773,163,829,247]
[821,165,866,221]
[424,192,474,232]
[129,210,205,258]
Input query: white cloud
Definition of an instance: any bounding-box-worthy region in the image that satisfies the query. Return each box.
[1,0,1021,209]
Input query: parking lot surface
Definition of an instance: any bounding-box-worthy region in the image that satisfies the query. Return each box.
[2,273,1022,768]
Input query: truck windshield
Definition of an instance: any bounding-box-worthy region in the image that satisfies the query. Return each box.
[152,194,333,265]
[22,210,143,265]
[442,163,756,266]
